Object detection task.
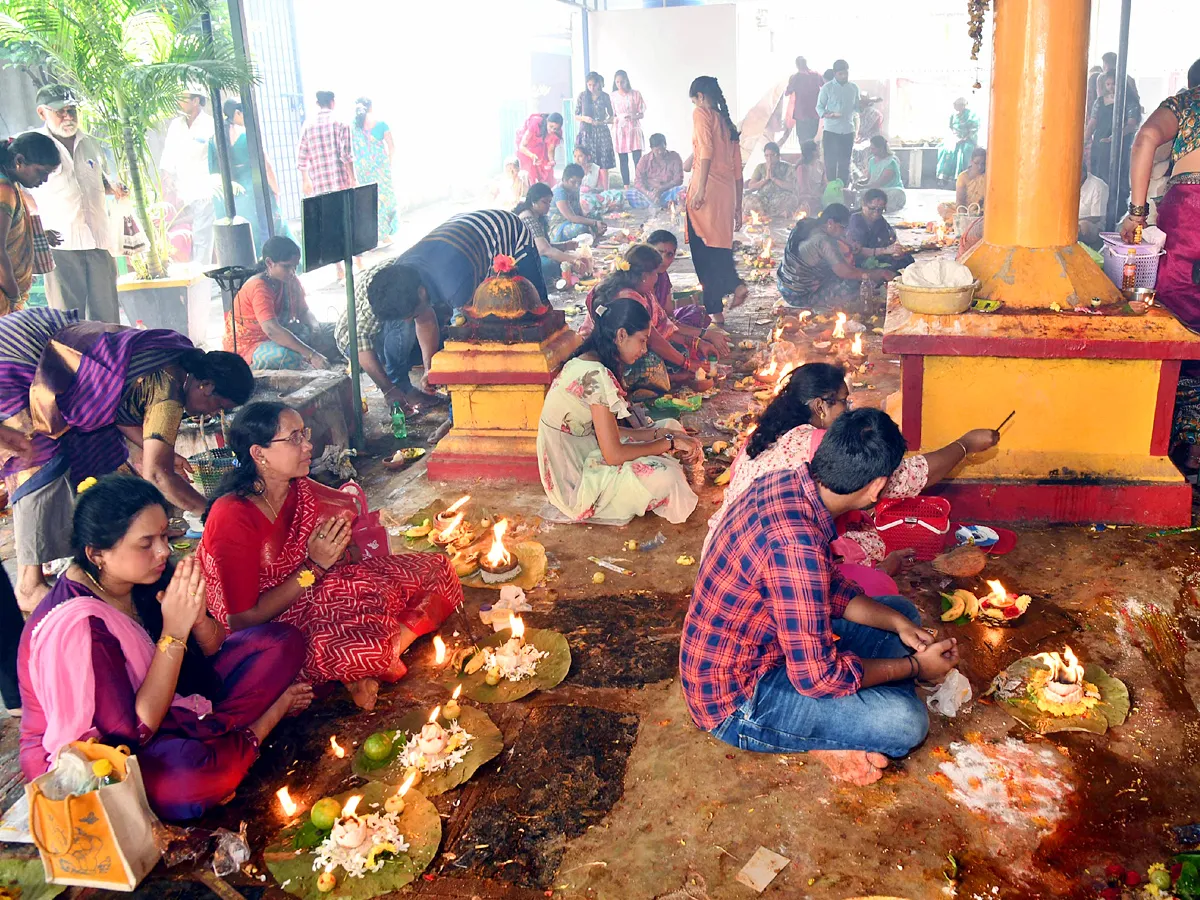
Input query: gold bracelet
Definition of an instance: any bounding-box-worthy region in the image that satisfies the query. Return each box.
[156,634,186,655]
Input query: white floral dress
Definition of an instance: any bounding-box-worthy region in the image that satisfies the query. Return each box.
[538,358,697,525]
[703,423,930,562]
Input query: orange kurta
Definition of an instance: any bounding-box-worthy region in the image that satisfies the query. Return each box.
[687,107,740,250]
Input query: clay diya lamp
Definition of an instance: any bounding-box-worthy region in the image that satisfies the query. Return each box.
[479,519,521,584]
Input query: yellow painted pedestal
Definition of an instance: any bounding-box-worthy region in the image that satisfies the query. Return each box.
[425,327,580,482]
[883,303,1200,526]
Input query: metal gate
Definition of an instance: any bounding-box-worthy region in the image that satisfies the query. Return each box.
[243,0,305,223]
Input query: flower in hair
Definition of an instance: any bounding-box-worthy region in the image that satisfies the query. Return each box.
[614,258,631,271]
[493,254,517,274]
[76,476,98,494]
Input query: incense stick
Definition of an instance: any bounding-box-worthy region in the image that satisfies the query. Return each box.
[995,410,1016,431]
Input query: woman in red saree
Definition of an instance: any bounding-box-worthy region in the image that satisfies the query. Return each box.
[517,113,564,186]
[198,401,461,710]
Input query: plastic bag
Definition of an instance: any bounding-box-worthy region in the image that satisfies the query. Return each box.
[40,747,96,800]
[211,823,250,876]
[926,669,972,717]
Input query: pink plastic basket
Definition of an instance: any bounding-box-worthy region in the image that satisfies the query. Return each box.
[872,496,952,561]
[1099,233,1164,291]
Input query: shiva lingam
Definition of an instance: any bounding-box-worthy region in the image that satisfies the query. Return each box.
[1029,645,1100,716]
[427,255,580,482]
[478,519,521,584]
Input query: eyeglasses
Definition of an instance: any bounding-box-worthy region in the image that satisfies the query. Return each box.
[865,204,886,213]
[822,394,852,409]
[270,427,311,446]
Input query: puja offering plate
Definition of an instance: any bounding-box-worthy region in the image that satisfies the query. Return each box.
[265,782,440,899]
[984,651,1128,735]
[445,625,571,703]
[382,448,426,471]
[352,705,502,793]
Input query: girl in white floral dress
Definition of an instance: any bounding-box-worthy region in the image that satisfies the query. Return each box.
[538,297,703,525]
[703,363,1001,568]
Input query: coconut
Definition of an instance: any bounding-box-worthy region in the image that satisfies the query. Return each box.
[932,545,988,578]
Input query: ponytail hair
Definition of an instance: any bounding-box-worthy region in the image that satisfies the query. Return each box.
[354,96,372,130]
[571,296,650,387]
[204,400,289,517]
[746,363,846,459]
[689,76,740,143]
[177,348,254,405]
[256,234,301,275]
[0,132,59,173]
[514,181,553,215]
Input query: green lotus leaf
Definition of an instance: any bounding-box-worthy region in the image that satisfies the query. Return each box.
[264,782,440,900]
[351,705,502,794]
[444,627,571,703]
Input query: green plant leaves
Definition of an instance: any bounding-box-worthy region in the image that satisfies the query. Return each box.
[264,782,440,900]
[0,856,65,900]
[351,705,502,795]
[445,627,571,703]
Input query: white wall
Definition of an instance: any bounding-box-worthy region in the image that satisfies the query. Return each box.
[588,4,738,159]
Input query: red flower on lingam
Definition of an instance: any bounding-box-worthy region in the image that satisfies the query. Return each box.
[493,254,517,274]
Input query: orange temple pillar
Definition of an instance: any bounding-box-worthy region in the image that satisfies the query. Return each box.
[964,0,1119,307]
[882,0,1200,526]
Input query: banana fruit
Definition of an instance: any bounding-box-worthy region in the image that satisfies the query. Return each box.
[940,589,978,622]
[405,518,432,538]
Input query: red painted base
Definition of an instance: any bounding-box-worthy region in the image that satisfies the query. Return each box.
[925,480,1193,528]
[426,450,541,483]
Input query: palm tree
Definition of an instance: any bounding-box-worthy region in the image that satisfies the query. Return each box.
[0,0,249,278]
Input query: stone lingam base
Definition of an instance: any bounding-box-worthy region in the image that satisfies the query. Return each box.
[175,369,353,460]
[426,310,580,482]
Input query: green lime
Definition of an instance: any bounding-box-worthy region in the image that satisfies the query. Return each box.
[362,732,393,761]
[310,797,341,831]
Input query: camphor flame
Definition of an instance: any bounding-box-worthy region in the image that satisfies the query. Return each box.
[796,210,808,220]
[510,615,526,643]
[772,362,798,396]
[432,635,446,665]
[797,310,812,322]
[428,705,441,725]
[832,312,847,340]
[757,359,778,378]
[329,736,345,758]
[451,684,462,701]
[436,512,463,542]
[276,786,298,817]
[985,579,1008,602]
[851,333,864,356]
[771,323,784,342]
[749,210,762,226]
[1035,645,1085,685]
[396,770,417,799]
[486,519,512,568]
[341,795,362,818]
[443,495,470,517]
[758,237,773,259]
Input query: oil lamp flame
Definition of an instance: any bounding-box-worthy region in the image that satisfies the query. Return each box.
[1037,645,1085,685]
[758,237,773,259]
[850,333,864,356]
[341,795,362,818]
[985,579,1008,601]
[832,312,847,340]
[432,635,446,664]
[276,786,297,817]
[796,210,808,220]
[797,310,812,322]
[428,705,441,724]
[397,771,416,798]
[771,323,784,342]
[749,210,762,226]
[330,736,345,758]
[772,363,798,396]
[444,495,470,516]
[451,684,462,701]
[486,519,512,568]
[758,359,778,378]
[436,512,463,541]
[510,615,525,642]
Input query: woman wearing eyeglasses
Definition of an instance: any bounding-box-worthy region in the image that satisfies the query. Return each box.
[702,363,999,577]
[197,401,462,711]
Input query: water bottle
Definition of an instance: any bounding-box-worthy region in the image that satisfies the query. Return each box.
[390,402,408,440]
[91,758,119,788]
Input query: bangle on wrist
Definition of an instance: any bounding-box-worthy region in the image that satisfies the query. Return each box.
[157,634,186,655]
[908,656,918,679]
[955,439,969,456]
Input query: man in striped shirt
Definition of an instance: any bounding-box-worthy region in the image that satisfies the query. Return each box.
[680,409,960,786]
[336,209,545,412]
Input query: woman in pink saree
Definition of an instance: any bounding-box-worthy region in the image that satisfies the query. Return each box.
[517,113,564,186]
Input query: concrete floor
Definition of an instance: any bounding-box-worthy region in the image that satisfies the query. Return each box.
[2,194,1199,900]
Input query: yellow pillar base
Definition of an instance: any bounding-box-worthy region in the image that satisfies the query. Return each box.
[425,327,581,482]
[964,241,1122,310]
[883,304,1200,525]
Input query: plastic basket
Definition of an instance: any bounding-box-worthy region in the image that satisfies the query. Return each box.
[872,496,952,561]
[188,448,238,498]
[1099,233,1164,291]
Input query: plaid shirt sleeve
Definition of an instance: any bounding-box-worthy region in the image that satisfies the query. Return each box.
[826,565,862,618]
[296,124,311,172]
[768,538,864,698]
[338,123,354,185]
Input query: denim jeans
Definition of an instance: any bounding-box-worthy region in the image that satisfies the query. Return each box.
[379,317,423,391]
[711,596,930,758]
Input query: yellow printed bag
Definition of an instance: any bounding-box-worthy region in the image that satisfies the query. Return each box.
[27,741,161,891]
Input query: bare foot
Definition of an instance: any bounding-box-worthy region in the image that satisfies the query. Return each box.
[727,284,749,310]
[345,677,380,711]
[285,682,314,717]
[809,749,890,786]
[250,683,313,743]
[5,708,21,718]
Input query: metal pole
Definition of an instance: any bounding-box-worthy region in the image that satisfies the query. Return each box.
[226,0,275,243]
[201,13,238,220]
[343,190,365,449]
[581,4,590,79]
[1104,0,1132,231]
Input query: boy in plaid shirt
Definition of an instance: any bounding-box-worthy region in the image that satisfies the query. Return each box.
[680,408,960,786]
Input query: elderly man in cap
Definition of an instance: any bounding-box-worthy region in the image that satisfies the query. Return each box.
[160,88,215,268]
[31,84,125,323]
